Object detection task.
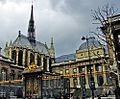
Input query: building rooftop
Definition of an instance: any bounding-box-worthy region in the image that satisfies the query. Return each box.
[12,33,49,55]
[79,37,102,50]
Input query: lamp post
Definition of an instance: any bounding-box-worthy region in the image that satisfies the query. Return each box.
[81,74,86,99]
[81,36,95,99]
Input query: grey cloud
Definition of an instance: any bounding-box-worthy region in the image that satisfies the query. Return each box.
[0,0,120,57]
[0,0,6,4]
[0,0,29,4]
[49,0,120,20]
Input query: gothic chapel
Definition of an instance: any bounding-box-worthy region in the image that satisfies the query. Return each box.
[4,5,55,71]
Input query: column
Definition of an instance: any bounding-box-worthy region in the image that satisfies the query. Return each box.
[93,64,98,87]
[47,56,49,71]
[41,55,44,70]
[16,48,19,65]
[27,50,30,66]
[23,77,25,98]
[103,65,107,85]
[70,78,74,88]
[77,67,81,88]
[85,66,89,88]
[35,53,37,65]
[77,77,80,88]
[22,49,26,67]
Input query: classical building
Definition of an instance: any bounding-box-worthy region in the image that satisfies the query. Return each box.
[52,37,114,97]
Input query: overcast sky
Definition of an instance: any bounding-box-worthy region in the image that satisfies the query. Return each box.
[0,0,120,57]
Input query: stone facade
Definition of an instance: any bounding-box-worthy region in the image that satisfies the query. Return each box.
[52,38,114,97]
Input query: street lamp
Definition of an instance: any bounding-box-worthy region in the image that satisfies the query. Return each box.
[81,74,86,99]
[81,36,95,99]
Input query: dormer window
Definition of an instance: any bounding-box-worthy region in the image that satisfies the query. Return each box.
[81,53,83,56]
[73,68,77,73]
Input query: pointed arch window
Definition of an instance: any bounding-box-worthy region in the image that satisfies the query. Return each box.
[37,55,41,66]
[30,53,35,65]
[73,78,78,88]
[12,50,16,63]
[43,57,47,71]
[18,50,23,66]
[25,50,28,67]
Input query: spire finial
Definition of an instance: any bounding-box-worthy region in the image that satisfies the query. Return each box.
[49,37,55,59]
[18,30,21,37]
[28,3,36,45]
[30,4,34,21]
[51,37,54,49]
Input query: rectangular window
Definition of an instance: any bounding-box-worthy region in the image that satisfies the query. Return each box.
[11,70,15,80]
[96,65,102,71]
[73,78,78,88]
[80,76,86,87]
[79,67,85,73]
[87,65,93,72]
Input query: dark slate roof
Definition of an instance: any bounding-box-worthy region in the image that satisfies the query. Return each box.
[55,53,76,63]
[13,34,32,48]
[12,34,49,55]
[79,38,102,50]
[34,41,49,55]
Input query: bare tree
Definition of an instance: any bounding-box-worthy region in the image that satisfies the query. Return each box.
[91,4,120,87]
[91,4,118,53]
[92,4,117,28]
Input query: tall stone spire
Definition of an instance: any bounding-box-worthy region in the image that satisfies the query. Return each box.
[28,4,36,45]
[51,37,54,49]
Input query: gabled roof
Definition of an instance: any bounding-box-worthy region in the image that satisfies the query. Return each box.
[13,34,32,48]
[12,34,49,55]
